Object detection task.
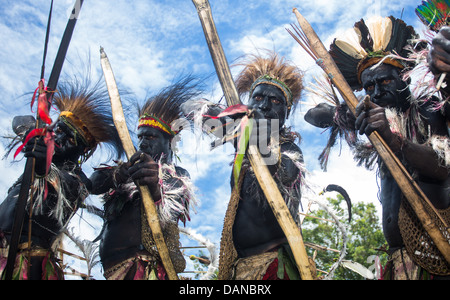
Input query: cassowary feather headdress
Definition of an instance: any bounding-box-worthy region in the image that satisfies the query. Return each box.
[138,76,202,139]
[329,16,419,91]
[54,78,124,161]
[235,52,304,117]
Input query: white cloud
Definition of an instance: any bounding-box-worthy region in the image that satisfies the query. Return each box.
[0,0,424,279]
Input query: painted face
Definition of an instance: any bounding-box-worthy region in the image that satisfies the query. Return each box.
[137,126,171,161]
[53,120,87,164]
[360,64,410,111]
[248,84,288,127]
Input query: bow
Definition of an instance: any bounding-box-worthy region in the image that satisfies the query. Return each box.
[4,0,84,280]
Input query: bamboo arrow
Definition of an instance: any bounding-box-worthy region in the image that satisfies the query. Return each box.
[291,8,450,264]
[192,0,313,280]
[100,47,179,280]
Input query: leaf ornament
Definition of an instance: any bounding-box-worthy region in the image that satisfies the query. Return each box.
[416,0,450,32]
[42,252,60,280]
[18,78,57,198]
[233,114,253,187]
[203,104,252,186]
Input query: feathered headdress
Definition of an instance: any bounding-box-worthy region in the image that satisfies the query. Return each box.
[54,78,124,161]
[411,0,450,103]
[416,0,450,32]
[329,16,419,90]
[138,76,202,139]
[234,52,304,117]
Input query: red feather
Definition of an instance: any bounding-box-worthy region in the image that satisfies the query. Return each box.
[13,128,46,159]
[204,104,248,119]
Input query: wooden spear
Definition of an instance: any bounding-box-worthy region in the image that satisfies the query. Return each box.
[100,47,179,280]
[192,0,314,279]
[291,8,450,264]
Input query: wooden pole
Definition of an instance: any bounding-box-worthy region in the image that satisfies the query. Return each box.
[292,8,450,264]
[192,0,314,279]
[100,47,179,280]
[192,0,240,106]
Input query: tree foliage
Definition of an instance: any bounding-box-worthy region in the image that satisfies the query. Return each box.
[302,195,388,280]
[190,195,387,280]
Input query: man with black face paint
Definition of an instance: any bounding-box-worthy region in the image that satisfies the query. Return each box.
[90,77,199,280]
[0,79,123,280]
[359,64,410,112]
[183,52,306,280]
[304,16,450,279]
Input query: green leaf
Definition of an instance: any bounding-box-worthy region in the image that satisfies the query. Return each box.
[233,116,253,186]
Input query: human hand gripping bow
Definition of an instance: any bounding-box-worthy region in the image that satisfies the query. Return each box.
[128,152,162,202]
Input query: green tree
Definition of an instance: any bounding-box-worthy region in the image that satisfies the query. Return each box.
[301,195,387,280]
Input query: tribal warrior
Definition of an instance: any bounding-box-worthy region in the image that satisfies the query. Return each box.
[90,77,199,280]
[184,52,308,280]
[304,16,450,279]
[0,79,123,280]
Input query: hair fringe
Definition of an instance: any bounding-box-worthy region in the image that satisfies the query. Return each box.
[234,51,304,113]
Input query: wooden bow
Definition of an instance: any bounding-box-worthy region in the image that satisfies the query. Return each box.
[291,8,450,264]
[192,0,314,279]
[100,47,179,280]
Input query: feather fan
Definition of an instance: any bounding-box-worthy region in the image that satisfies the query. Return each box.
[416,0,450,32]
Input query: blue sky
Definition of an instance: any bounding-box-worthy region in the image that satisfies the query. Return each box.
[0,0,424,279]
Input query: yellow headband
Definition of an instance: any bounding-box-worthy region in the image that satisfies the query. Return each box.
[59,111,95,147]
[357,57,405,85]
[138,114,178,137]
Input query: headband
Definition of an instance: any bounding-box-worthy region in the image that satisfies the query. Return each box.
[250,74,293,112]
[357,55,406,84]
[59,111,95,147]
[138,114,178,137]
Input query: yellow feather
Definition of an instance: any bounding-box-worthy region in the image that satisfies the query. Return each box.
[334,27,367,59]
[366,16,392,52]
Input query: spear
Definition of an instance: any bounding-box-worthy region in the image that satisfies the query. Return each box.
[289,8,450,264]
[192,0,314,280]
[99,47,179,280]
[4,0,84,280]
